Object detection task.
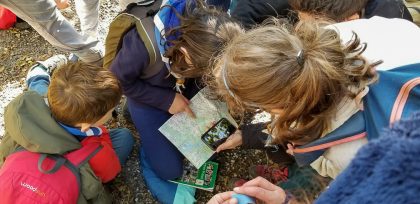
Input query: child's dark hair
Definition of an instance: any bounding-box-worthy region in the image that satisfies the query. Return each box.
[288,0,369,22]
[164,0,243,78]
[48,62,122,126]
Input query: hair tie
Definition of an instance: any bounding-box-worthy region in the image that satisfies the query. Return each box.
[296,50,305,67]
[221,60,235,98]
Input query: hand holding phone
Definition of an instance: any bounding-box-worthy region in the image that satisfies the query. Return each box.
[215,130,242,153]
[201,118,236,151]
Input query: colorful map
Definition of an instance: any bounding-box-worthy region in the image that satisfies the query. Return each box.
[159,88,237,168]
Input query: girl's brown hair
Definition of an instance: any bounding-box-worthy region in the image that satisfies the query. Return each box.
[288,0,369,22]
[164,1,243,78]
[212,19,380,145]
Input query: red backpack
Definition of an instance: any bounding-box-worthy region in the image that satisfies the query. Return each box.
[0,143,102,204]
[0,6,16,30]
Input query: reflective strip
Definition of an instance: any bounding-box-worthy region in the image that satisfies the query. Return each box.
[293,132,367,154]
[389,77,420,123]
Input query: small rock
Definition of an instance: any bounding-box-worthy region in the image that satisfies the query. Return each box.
[0,66,4,73]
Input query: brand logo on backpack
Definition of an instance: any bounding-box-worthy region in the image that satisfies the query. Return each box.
[20,182,46,197]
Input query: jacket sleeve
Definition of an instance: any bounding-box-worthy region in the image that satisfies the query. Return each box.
[240,122,270,149]
[0,133,19,167]
[241,122,295,165]
[110,29,176,111]
[79,165,112,204]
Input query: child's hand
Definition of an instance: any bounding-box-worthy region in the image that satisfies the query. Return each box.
[233,177,287,204]
[216,130,242,153]
[207,191,235,204]
[169,93,196,118]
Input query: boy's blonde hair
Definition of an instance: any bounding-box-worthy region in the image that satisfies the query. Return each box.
[48,62,122,126]
[211,20,379,144]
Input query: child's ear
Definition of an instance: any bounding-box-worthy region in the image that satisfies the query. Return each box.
[344,13,360,21]
[80,123,92,132]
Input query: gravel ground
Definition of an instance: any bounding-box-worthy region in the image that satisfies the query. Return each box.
[0,1,271,203]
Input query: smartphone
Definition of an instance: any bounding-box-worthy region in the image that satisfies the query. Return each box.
[201,118,236,150]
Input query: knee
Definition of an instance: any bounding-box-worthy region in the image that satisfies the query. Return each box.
[111,128,134,146]
[144,155,183,180]
[155,163,183,180]
[120,128,135,145]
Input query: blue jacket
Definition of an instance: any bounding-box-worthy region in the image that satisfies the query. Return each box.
[316,111,420,204]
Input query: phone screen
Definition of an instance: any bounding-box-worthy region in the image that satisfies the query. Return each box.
[202,118,236,150]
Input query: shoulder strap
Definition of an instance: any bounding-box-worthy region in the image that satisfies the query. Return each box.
[65,143,103,168]
[103,0,164,79]
[293,111,367,166]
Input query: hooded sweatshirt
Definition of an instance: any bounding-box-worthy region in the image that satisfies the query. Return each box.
[0,91,111,204]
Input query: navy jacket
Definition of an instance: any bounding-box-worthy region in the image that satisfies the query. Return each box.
[232,0,412,30]
[110,28,176,111]
[365,0,413,21]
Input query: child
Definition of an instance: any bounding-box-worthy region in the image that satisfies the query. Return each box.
[209,112,420,204]
[109,1,243,202]
[0,55,134,202]
[289,0,413,22]
[211,17,420,179]
[110,0,242,181]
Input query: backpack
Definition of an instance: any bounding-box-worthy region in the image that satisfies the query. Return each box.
[293,63,420,166]
[406,0,420,26]
[0,6,16,30]
[104,0,164,79]
[0,143,102,204]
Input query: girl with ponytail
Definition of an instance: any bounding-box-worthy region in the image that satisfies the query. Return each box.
[211,16,420,179]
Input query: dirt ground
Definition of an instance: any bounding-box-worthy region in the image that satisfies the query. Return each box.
[0,0,270,203]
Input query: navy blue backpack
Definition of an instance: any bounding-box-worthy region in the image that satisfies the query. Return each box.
[294,63,420,166]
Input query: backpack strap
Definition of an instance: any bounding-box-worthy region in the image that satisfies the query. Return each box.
[36,143,102,173]
[293,111,367,166]
[389,77,420,124]
[65,143,103,168]
[103,0,164,79]
[37,155,66,174]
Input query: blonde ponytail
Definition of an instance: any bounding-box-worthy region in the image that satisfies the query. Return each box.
[212,19,379,144]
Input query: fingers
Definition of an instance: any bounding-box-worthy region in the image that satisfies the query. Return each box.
[286,143,294,156]
[233,177,286,204]
[208,191,235,204]
[228,198,238,204]
[216,132,242,153]
[179,94,195,118]
[216,140,231,152]
[181,95,191,104]
[234,186,269,201]
[241,177,279,191]
[184,105,196,118]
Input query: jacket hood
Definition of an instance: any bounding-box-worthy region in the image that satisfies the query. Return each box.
[4,91,80,154]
